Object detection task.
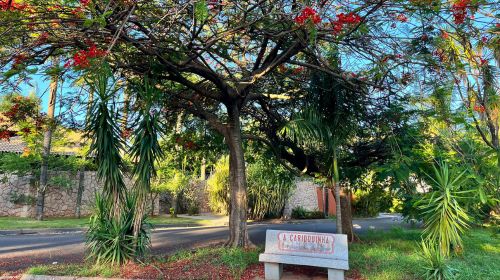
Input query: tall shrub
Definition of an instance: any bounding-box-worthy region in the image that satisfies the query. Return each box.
[207,155,294,220]
[418,162,471,256]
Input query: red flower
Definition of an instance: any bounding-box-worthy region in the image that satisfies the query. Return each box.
[481,36,488,43]
[295,6,321,25]
[0,130,11,141]
[331,12,361,35]
[441,31,449,39]
[292,67,304,75]
[474,104,485,113]
[66,44,107,69]
[451,0,470,24]
[479,58,488,66]
[13,54,26,66]
[0,0,28,12]
[396,14,408,22]
[80,0,91,6]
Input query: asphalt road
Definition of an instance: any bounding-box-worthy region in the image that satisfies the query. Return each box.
[0,215,417,271]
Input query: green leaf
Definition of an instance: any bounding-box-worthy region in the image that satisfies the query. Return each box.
[194,1,209,22]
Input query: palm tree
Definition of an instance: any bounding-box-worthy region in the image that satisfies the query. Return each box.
[36,57,59,221]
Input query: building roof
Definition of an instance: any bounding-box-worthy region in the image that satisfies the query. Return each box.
[0,136,82,156]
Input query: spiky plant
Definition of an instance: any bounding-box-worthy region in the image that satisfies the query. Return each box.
[86,193,151,265]
[128,78,164,241]
[418,162,471,256]
[85,65,126,215]
[420,239,457,280]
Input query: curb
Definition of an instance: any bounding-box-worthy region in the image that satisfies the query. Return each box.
[0,219,337,236]
[0,227,87,236]
[20,274,136,280]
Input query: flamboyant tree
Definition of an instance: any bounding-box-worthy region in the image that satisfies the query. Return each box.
[1,0,498,247]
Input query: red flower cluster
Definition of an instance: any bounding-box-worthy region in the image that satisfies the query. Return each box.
[295,7,321,25]
[65,44,107,69]
[12,54,26,67]
[441,30,449,39]
[332,12,362,34]
[0,130,13,141]
[396,14,408,22]
[474,104,485,113]
[80,0,91,6]
[0,0,28,11]
[451,0,470,24]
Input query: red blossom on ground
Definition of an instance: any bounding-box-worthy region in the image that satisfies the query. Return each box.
[481,36,488,43]
[396,14,408,22]
[295,6,321,25]
[332,12,361,34]
[451,0,470,24]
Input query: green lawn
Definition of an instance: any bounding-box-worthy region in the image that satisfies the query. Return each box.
[349,227,500,280]
[25,227,500,279]
[0,216,212,230]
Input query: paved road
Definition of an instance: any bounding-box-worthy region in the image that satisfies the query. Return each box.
[0,215,417,271]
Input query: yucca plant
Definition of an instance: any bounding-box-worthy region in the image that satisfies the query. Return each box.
[128,78,164,240]
[86,193,151,265]
[420,240,457,280]
[418,161,471,256]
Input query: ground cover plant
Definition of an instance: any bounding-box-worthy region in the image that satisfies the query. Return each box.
[0,216,212,230]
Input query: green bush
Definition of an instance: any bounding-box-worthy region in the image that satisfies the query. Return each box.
[291,206,325,219]
[187,204,200,216]
[86,193,151,265]
[207,155,294,220]
[291,206,307,219]
[207,156,230,214]
[351,171,393,217]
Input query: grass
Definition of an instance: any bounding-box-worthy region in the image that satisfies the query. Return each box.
[27,263,119,277]
[0,215,213,230]
[166,246,262,278]
[350,227,500,280]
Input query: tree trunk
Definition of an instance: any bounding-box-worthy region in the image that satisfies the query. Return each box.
[171,193,178,217]
[200,157,206,180]
[334,180,342,234]
[75,168,85,218]
[340,189,355,242]
[225,103,251,247]
[36,58,58,221]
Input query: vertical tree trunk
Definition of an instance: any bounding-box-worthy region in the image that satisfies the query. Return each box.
[225,103,250,247]
[200,157,206,180]
[171,193,178,217]
[36,57,58,221]
[75,169,85,218]
[340,189,355,242]
[334,181,342,234]
[121,88,130,132]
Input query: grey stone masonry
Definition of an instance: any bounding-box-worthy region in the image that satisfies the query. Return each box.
[259,230,349,280]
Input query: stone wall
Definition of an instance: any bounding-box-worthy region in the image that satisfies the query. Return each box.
[283,178,321,218]
[0,171,159,218]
